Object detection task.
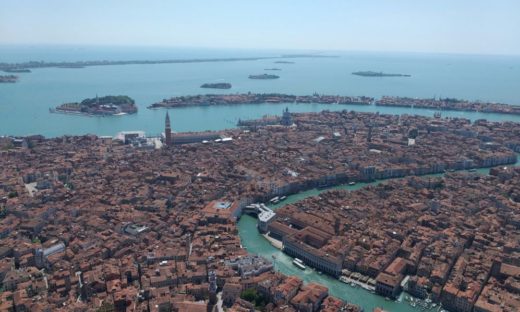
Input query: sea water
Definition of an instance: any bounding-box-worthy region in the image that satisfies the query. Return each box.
[0,45,519,137]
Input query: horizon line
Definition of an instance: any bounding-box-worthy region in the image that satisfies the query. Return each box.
[1,43,519,58]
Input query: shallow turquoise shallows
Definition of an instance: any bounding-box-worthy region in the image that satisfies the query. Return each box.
[1,46,520,137]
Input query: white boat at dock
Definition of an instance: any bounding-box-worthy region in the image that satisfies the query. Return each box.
[269,196,280,204]
[292,258,306,270]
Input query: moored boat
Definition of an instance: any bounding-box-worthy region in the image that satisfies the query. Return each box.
[292,258,306,269]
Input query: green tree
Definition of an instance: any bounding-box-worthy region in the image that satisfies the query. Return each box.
[240,288,257,302]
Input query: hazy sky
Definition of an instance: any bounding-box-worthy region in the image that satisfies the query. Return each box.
[1,0,519,55]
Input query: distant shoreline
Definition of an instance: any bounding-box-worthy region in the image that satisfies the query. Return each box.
[148,93,374,109]
[352,71,411,77]
[147,93,520,116]
[0,54,337,71]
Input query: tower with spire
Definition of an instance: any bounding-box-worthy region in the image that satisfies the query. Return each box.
[164,112,172,146]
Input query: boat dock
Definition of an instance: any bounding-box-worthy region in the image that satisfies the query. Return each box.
[340,270,376,292]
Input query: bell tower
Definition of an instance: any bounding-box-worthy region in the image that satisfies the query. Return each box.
[165,112,172,146]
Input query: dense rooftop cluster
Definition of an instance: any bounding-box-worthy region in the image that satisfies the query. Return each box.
[1,110,520,311]
[269,168,520,311]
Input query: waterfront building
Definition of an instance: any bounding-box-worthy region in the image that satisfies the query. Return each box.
[114,131,145,144]
[202,200,241,223]
[268,220,299,241]
[440,283,477,312]
[257,206,276,233]
[375,257,408,300]
[375,272,402,299]
[406,276,432,299]
[361,166,377,181]
[283,227,343,277]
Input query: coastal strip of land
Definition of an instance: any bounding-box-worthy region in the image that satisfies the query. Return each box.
[147,93,374,109]
[376,96,520,115]
[0,54,335,71]
[352,71,411,77]
[147,93,520,116]
[2,68,31,73]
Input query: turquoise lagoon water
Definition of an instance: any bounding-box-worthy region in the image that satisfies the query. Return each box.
[1,46,520,137]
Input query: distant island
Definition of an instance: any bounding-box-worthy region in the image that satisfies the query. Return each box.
[3,68,31,73]
[58,65,85,69]
[0,75,18,83]
[200,82,232,89]
[51,95,138,116]
[281,54,339,58]
[264,68,281,71]
[352,71,411,77]
[274,61,295,64]
[148,93,373,109]
[249,74,280,79]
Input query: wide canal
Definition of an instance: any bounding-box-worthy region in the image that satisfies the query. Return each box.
[237,164,516,311]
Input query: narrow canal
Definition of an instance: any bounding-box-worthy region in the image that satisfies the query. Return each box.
[237,163,516,311]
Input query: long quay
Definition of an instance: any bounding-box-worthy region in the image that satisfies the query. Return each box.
[147,93,374,109]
